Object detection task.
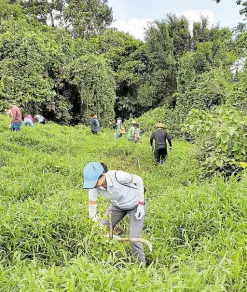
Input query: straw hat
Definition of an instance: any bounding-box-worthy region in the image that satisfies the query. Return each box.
[155,123,165,128]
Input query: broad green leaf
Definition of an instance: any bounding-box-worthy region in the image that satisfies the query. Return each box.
[221,134,230,144]
[216,131,221,139]
[228,127,236,136]
[240,162,247,168]
[216,159,224,168]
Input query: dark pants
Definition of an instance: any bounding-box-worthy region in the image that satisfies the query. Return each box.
[101,204,145,264]
[154,147,167,164]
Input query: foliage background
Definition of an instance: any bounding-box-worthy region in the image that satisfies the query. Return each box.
[1,1,247,130]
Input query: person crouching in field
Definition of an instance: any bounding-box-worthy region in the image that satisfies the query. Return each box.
[8,100,22,132]
[34,114,46,124]
[23,113,34,127]
[83,162,146,265]
[150,123,172,165]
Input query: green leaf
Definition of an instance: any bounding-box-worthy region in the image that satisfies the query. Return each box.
[228,127,236,136]
[216,159,224,168]
[216,131,221,139]
[221,134,230,144]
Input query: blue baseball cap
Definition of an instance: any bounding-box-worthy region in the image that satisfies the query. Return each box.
[83,162,104,189]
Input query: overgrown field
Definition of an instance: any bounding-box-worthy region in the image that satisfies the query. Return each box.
[0,115,247,291]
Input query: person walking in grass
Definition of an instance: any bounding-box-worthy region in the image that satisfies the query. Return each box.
[150,123,172,165]
[114,118,126,139]
[133,123,140,143]
[8,100,22,132]
[94,115,100,133]
[127,120,138,142]
[89,114,98,135]
[83,162,146,265]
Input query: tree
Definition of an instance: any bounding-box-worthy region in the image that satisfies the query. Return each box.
[64,0,113,38]
[10,0,65,26]
[10,0,113,38]
[145,18,177,106]
[66,54,115,125]
[73,29,152,119]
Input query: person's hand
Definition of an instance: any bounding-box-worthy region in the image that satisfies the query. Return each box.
[150,145,154,151]
[90,214,99,222]
[135,204,145,220]
[8,124,12,129]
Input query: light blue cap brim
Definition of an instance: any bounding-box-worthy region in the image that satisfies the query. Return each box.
[83,179,98,189]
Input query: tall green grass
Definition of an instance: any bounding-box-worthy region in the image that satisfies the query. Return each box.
[0,115,247,291]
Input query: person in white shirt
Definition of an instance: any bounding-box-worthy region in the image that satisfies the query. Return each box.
[34,114,46,124]
[83,162,146,264]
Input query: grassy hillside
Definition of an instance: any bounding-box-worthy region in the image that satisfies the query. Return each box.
[0,115,247,291]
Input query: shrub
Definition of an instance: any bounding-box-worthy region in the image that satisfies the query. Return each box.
[183,105,247,177]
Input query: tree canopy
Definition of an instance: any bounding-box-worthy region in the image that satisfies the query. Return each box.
[0,1,246,128]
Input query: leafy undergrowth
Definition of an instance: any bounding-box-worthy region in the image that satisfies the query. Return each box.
[0,115,247,291]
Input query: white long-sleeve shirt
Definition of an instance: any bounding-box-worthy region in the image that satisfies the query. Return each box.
[89,170,145,210]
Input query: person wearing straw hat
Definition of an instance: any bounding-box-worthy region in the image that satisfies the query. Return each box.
[127,120,138,142]
[150,123,172,165]
[83,161,146,264]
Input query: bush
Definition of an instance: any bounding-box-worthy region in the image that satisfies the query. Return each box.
[183,105,247,177]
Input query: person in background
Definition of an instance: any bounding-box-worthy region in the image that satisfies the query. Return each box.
[150,123,172,165]
[89,114,98,135]
[89,114,94,127]
[127,120,137,142]
[114,117,124,139]
[8,100,22,132]
[120,123,126,137]
[133,123,140,143]
[83,162,146,265]
[94,115,100,133]
[23,113,34,127]
[34,114,46,124]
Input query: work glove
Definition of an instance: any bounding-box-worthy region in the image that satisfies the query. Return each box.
[135,204,145,220]
[89,204,98,222]
[8,124,12,129]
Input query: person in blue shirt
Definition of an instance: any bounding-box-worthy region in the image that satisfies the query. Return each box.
[89,114,98,134]
[83,162,146,264]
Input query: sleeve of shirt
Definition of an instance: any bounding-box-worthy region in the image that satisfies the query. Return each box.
[89,188,98,202]
[166,132,172,147]
[116,171,145,202]
[150,132,154,146]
